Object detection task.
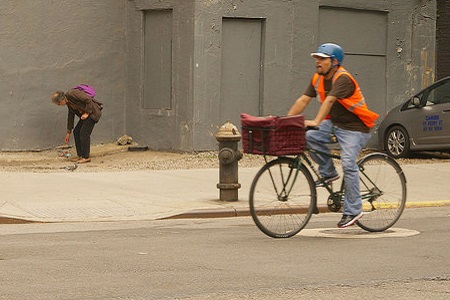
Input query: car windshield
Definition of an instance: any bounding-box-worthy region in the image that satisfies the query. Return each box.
[426,79,450,105]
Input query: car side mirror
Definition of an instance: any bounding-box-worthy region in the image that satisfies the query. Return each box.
[411,96,421,107]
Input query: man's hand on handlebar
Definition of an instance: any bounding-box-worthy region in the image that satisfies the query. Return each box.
[305,119,320,131]
[305,119,320,128]
[306,126,319,131]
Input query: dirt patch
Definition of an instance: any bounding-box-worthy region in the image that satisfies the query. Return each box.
[0,143,266,173]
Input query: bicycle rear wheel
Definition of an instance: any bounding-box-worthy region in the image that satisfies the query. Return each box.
[249,157,316,238]
[356,153,407,232]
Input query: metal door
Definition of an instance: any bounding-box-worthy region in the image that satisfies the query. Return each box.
[220,18,264,126]
[143,10,173,110]
[318,7,388,116]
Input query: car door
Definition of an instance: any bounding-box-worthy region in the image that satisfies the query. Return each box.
[409,78,450,146]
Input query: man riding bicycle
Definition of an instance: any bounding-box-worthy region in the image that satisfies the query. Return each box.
[288,43,379,228]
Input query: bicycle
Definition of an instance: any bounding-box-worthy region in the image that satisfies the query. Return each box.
[241,113,407,239]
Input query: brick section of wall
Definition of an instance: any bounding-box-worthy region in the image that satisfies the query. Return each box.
[437,1,450,79]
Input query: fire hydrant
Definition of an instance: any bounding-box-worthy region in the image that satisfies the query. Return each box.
[215,122,243,202]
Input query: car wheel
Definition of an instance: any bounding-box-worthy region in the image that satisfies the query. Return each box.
[385,126,410,159]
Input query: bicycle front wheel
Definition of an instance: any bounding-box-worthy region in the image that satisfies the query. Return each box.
[356,153,407,232]
[249,157,316,238]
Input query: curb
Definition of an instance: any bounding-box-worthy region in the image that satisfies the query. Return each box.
[405,200,450,208]
[0,216,38,224]
[160,200,450,220]
[2,201,450,224]
[159,207,251,220]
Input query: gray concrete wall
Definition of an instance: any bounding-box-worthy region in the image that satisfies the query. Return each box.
[125,0,195,151]
[192,0,312,150]
[188,0,436,150]
[0,0,126,150]
[381,0,436,105]
[0,0,437,151]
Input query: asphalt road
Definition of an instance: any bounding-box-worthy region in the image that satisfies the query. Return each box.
[1,206,449,299]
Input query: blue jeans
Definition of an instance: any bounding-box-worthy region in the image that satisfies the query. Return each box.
[306,119,371,216]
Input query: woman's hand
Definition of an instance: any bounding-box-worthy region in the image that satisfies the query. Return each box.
[64,132,71,143]
[81,113,89,120]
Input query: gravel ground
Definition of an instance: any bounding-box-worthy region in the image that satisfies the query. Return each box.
[0,143,448,173]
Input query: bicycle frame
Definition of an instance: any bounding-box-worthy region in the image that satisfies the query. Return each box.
[262,147,385,208]
[298,148,342,195]
[300,148,386,210]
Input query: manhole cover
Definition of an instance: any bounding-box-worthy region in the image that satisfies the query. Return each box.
[298,227,420,239]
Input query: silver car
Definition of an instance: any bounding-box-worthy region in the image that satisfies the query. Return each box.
[377,76,450,158]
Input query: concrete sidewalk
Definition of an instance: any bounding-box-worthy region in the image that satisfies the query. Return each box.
[0,163,449,223]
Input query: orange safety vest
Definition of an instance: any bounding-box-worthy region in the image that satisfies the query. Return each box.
[312,66,379,128]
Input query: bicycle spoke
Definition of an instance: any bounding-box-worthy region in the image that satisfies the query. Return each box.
[249,157,316,238]
[356,153,406,232]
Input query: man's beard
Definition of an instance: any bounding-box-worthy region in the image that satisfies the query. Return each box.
[317,65,334,76]
[317,68,327,75]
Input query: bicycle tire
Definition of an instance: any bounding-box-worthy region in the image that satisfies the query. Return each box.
[249,157,317,238]
[356,153,407,232]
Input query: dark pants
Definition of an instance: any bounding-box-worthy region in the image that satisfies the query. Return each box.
[73,117,96,159]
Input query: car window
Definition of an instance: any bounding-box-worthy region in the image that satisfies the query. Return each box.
[404,92,423,109]
[423,79,450,105]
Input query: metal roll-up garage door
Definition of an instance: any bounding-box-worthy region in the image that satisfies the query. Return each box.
[318,7,388,115]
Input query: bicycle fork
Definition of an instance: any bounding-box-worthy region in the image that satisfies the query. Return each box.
[265,156,301,202]
[358,165,383,211]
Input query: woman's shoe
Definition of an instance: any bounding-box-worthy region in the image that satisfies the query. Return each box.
[77,157,91,164]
